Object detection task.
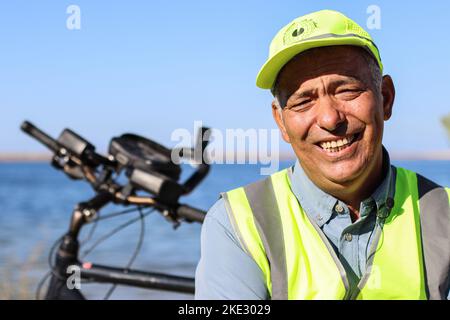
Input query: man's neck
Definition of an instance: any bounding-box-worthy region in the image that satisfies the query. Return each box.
[303,148,386,221]
[335,150,385,220]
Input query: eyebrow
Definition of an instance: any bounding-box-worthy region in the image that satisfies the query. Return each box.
[289,77,364,100]
[290,89,315,100]
[330,77,363,87]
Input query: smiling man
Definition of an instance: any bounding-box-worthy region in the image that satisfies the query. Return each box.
[195,10,450,300]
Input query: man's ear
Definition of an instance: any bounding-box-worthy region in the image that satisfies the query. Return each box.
[381,75,395,121]
[272,100,291,143]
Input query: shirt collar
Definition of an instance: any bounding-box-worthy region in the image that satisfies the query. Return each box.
[369,148,395,212]
[288,146,395,227]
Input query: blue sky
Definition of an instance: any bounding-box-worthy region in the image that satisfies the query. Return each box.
[1,0,449,153]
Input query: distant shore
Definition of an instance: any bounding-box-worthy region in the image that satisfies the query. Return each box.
[0,153,52,162]
[1,151,450,162]
[389,150,450,161]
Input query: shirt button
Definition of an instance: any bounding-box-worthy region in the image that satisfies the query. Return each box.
[335,204,344,214]
[344,233,353,242]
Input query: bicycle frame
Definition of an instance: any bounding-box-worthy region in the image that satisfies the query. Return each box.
[45,192,198,300]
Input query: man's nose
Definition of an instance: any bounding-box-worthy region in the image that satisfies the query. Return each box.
[315,96,346,132]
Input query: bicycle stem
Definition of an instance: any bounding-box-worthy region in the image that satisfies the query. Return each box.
[55,192,114,275]
[68,192,114,239]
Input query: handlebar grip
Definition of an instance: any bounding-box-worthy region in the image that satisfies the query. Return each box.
[21,121,60,153]
[176,204,206,223]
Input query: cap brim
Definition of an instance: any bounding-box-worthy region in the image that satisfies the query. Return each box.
[256,36,381,89]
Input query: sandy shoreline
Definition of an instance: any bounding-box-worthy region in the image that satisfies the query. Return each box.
[0,153,52,162]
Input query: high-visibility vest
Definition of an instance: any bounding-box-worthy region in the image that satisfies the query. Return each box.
[222,167,450,300]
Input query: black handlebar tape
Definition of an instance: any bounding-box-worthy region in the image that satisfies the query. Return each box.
[21,121,60,153]
[176,205,206,223]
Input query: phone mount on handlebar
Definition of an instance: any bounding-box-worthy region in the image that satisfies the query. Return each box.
[109,134,183,205]
[109,134,181,180]
[108,127,210,208]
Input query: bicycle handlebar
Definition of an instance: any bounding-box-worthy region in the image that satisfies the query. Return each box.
[176,205,206,223]
[20,120,210,225]
[21,121,60,153]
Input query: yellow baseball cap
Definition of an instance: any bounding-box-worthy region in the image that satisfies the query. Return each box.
[256,10,383,89]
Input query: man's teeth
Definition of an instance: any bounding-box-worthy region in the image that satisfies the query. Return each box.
[320,135,355,152]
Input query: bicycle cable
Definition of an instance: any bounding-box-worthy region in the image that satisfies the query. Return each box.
[36,206,151,299]
[36,234,64,300]
[79,206,150,246]
[89,206,147,223]
[103,206,147,300]
[80,207,154,259]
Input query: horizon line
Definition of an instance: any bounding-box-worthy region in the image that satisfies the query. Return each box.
[1,150,450,162]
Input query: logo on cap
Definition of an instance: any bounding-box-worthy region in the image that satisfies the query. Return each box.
[283,19,318,45]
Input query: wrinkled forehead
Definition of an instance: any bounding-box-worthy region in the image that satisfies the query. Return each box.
[275,45,374,94]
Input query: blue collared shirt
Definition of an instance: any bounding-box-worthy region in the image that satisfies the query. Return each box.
[195,150,449,300]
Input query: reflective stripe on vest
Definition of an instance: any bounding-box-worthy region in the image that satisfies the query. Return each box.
[222,167,450,300]
[417,173,450,299]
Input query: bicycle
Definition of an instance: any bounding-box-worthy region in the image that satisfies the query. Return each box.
[21,120,211,300]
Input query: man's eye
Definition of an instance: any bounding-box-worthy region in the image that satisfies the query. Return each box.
[298,99,312,106]
[336,88,363,99]
[288,100,312,111]
[337,88,361,93]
